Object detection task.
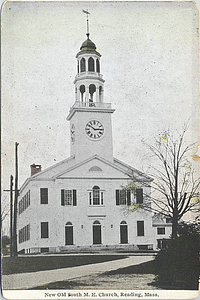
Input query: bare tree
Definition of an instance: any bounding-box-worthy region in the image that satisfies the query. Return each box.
[1,196,10,224]
[124,127,200,239]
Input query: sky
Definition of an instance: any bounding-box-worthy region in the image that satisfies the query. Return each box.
[1,1,199,232]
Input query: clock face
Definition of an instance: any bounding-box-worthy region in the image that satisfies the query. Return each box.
[71,124,75,144]
[85,120,104,140]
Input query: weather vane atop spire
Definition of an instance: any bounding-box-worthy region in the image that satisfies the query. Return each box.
[82,9,90,38]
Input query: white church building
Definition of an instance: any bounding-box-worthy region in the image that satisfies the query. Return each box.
[17,30,172,254]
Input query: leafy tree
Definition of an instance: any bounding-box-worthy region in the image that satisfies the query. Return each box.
[124,127,200,239]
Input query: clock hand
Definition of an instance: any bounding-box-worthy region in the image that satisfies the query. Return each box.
[94,127,102,130]
[88,124,95,130]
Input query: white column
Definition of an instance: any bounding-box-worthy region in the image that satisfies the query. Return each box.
[85,85,89,103]
[76,85,80,102]
[94,58,96,73]
[99,86,104,102]
[78,59,80,74]
[96,86,99,102]
[85,57,88,72]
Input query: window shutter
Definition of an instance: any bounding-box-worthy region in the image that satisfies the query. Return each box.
[61,189,64,206]
[136,189,143,204]
[116,190,120,205]
[127,190,131,206]
[73,190,77,206]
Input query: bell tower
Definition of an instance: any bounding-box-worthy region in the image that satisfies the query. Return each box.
[67,16,115,163]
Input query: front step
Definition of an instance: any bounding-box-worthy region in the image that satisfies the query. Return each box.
[59,244,140,253]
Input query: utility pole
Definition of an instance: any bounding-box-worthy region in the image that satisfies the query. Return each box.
[10,175,13,257]
[13,142,19,256]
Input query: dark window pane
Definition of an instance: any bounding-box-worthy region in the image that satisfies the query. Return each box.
[157,227,165,235]
[80,58,86,72]
[41,222,49,238]
[120,190,126,205]
[96,59,100,72]
[88,57,94,71]
[137,221,144,236]
[136,189,143,204]
[40,188,48,204]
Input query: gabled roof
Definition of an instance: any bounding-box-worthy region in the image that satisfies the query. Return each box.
[113,157,153,182]
[20,155,75,192]
[54,155,128,179]
[54,155,153,181]
[20,154,153,192]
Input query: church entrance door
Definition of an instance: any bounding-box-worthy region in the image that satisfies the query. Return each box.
[120,221,128,244]
[65,222,73,245]
[93,221,101,244]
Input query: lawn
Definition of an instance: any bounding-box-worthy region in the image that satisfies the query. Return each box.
[2,255,126,275]
[31,260,157,290]
[103,259,156,275]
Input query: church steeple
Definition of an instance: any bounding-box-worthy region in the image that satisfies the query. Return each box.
[67,18,115,163]
[73,33,104,104]
[70,11,104,105]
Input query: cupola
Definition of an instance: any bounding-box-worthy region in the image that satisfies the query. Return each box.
[73,27,104,105]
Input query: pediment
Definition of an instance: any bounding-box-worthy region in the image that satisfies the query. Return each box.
[54,155,152,181]
[55,156,130,179]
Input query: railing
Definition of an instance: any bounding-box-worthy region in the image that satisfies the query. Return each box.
[75,72,103,79]
[71,101,112,109]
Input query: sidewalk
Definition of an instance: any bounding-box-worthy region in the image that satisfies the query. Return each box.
[3,255,154,290]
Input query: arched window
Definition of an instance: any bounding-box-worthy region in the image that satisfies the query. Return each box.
[120,221,128,244]
[120,221,127,225]
[93,220,101,244]
[88,57,94,71]
[93,220,101,225]
[89,84,96,102]
[89,186,104,206]
[89,166,103,172]
[65,222,73,245]
[66,222,73,226]
[99,86,103,102]
[93,186,100,205]
[96,59,100,73]
[80,58,86,72]
[80,85,85,102]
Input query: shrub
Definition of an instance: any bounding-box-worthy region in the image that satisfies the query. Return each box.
[154,233,199,290]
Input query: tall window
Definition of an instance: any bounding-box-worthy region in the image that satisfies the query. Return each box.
[136,189,143,204]
[89,186,104,206]
[96,59,100,72]
[61,190,77,206]
[41,222,49,238]
[80,85,85,102]
[80,58,86,72]
[19,224,30,243]
[88,57,94,71]
[19,190,30,214]
[116,189,131,205]
[137,221,144,236]
[40,188,48,204]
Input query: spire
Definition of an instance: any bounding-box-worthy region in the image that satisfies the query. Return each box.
[82,9,90,39]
